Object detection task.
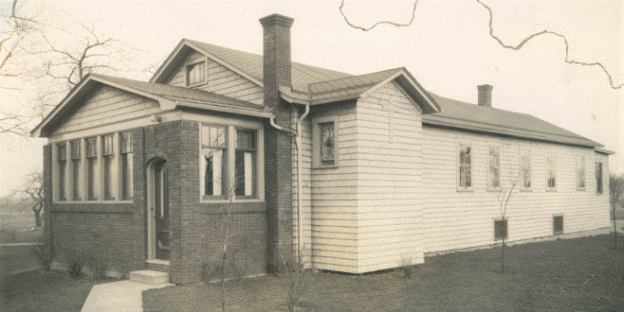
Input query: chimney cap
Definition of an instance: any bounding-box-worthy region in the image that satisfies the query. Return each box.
[260,14,294,28]
[477,84,493,91]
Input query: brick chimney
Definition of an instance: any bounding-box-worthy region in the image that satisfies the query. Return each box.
[477,84,493,107]
[259,14,294,273]
[260,14,294,110]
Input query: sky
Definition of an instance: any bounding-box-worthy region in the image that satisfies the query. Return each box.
[0,0,622,197]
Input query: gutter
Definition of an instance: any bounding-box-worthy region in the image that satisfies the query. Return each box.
[268,99,310,265]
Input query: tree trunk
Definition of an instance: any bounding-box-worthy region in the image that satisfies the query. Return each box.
[501,237,505,274]
[613,203,618,250]
[34,210,42,227]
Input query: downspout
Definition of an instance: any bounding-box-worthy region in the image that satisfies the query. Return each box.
[269,101,310,264]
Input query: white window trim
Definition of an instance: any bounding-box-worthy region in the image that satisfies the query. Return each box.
[53,131,133,204]
[519,148,532,191]
[577,154,586,191]
[546,152,557,191]
[493,217,508,241]
[185,57,208,87]
[199,121,265,203]
[487,144,501,192]
[312,115,339,169]
[457,141,473,192]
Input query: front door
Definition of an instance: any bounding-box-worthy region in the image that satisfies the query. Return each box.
[151,159,170,260]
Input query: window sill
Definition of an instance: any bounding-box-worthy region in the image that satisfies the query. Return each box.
[487,187,502,192]
[520,188,532,192]
[456,187,474,192]
[545,188,557,192]
[577,188,586,191]
[312,165,339,170]
[54,200,133,204]
[199,198,264,204]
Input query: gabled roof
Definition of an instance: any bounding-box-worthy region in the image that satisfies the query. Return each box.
[31,74,273,137]
[424,94,602,148]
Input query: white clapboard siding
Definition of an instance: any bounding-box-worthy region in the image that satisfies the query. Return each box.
[166,51,264,105]
[354,82,423,273]
[55,85,160,134]
[421,126,611,254]
[305,103,360,273]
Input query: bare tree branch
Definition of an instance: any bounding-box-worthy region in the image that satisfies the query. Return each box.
[339,0,622,90]
[339,0,419,31]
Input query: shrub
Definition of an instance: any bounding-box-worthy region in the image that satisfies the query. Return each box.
[65,249,84,278]
[88,256,107,280]
[280,252,313,312]
[398,255,413,279]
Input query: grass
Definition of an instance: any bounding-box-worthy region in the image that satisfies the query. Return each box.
[143,234,624,312]
[0,270,113,312]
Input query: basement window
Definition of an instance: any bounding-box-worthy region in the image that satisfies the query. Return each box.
[553,216,564,235]
[494,219,507,240]
[186,61,207,86]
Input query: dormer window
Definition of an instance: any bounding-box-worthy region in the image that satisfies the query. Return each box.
[186,61,206,86]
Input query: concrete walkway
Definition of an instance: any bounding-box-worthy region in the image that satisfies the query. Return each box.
[81,280,173,312]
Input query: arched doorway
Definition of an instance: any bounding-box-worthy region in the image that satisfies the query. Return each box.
[147,158,169,261]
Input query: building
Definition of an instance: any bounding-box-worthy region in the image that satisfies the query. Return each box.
[31,14,612,284]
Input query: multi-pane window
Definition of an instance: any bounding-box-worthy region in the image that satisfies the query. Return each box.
[186,61,206,86]
[520,149,531,189]
[120,132,133,200]
[459,143,472,188]
[596,162,603,194]
[494,219,508,240]
[57,143,67,201]
[70,140,81,201]
[201,125,227,197]
[86,137,98,200]
[103,135,115,200]
[577,155,586,190]
[319,122,335,165]
[546,154,556,189]
[236,129,257,197]
[488,146,500,189]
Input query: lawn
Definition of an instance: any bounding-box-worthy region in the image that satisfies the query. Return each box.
[0,270,110,312]
[143,234,624,312]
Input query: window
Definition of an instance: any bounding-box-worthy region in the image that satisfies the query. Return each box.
[488,146,500,190]
[103,135,115,200]
[86,137,98,200]
[201,125,227,198]
[186,61,206,86]
[319,122,335,165]
[553,216,564,235]
[236,129,257,197]
[577,155,586,190]
[494,219,508,240]
[546,154,556,189]
[70,140,81,201]
[596,162,603,194]
[313,116,338,168]
[120,131,133,200]
[57,143,67,201]
[520,149,531,189]
[459,143,472,188]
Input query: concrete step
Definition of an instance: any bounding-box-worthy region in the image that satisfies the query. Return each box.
[129,270,169,285]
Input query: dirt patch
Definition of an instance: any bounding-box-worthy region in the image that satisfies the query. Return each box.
[143,234,624,311]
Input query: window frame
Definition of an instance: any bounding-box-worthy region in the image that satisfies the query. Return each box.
[494,218,508,241]
[235,128,258,199]
[312,115,339,169]
[55,143,68,201]
[185,59,208,87]
[596,161,603,194]
[553,215,564,235]
[85,136,99,201]
[519,148,531,191]
[199,122,264,203]
[120,131,134,200]
[200,124,228,200]
[546,153,556,191]
[457,141,472,191]
[577,154,586,191]
[70,139,82,201]
[102,134,115,201]
[487,145,501,191]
